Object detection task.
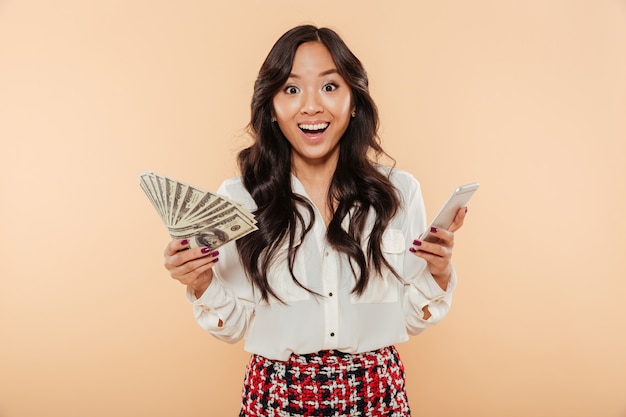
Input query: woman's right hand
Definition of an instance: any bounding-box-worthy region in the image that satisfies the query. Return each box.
[163,239,220,298]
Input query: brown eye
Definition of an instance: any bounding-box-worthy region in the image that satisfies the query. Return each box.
[322,83,338,92]
[285,86,300,94]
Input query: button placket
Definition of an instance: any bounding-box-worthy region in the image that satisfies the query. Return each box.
[321,244,339,347]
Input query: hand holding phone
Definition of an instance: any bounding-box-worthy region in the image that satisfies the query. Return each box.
[420,182,479,243]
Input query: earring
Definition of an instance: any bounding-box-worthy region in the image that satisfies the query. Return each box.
[271,116,277,122]
[351,110,356,118]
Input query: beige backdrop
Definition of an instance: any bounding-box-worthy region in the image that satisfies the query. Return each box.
[1,1,625,416]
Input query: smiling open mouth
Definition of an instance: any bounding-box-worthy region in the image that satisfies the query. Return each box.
[298,122,329,133]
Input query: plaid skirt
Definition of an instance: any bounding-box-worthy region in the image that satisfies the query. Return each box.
[239,346,411,417]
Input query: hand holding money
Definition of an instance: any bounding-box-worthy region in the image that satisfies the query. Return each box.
[139,172,258,249]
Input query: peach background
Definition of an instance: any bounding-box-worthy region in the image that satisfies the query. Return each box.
[1,1,625,416]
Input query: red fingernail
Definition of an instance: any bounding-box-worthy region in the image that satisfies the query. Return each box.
[201,247,211,254]
[210,250,219,257]
[181,239,189,246]
[413,240,422,246]
[430,227,438,233]
[409,247,417,253]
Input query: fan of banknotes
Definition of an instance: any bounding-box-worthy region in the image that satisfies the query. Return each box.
[139,171,257,249]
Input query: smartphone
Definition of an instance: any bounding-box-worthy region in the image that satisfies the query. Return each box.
[420,182,479,243]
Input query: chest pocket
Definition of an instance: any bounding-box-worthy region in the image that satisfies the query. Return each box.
[351,228,406,304]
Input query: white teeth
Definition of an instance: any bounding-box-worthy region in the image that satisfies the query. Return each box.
[299,122,329,131]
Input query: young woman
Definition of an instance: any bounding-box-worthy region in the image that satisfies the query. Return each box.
[163,25,467,416]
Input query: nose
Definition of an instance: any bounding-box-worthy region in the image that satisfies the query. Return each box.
[300,91,323,115]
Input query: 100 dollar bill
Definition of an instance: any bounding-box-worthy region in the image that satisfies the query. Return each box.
[140,171,258,248]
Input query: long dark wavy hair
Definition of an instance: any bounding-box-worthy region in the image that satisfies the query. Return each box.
[236,25,401,302]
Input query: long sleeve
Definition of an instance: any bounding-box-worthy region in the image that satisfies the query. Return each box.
[392,170,457,335]
[402,264,457,335]
[185,263,255,344]
[184,179,258,344]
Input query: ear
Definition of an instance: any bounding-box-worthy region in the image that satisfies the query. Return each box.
[270,104,277,122]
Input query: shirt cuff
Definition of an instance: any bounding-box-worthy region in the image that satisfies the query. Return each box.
[407,266,456,323]
[185,278,224,329]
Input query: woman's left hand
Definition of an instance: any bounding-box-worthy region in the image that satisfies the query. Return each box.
[410,207,468,290]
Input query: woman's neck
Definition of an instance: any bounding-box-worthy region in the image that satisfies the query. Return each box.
[292,160,337,226]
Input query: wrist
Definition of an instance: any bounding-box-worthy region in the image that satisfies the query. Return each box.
[192,271,213,298]
[193,284,209,299]
[432,271,451,291]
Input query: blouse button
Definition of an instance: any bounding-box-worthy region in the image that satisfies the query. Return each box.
[328,292,333,297]
[330,332,335,337]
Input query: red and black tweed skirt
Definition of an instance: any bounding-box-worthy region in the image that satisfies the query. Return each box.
[239,345,411,416]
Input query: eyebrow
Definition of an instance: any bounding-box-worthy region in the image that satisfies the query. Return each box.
[288,68,339,78]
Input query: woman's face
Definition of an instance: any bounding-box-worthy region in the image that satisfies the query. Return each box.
[272,42,353,172]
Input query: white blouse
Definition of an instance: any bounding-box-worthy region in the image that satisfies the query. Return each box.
[186,167,456,361]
